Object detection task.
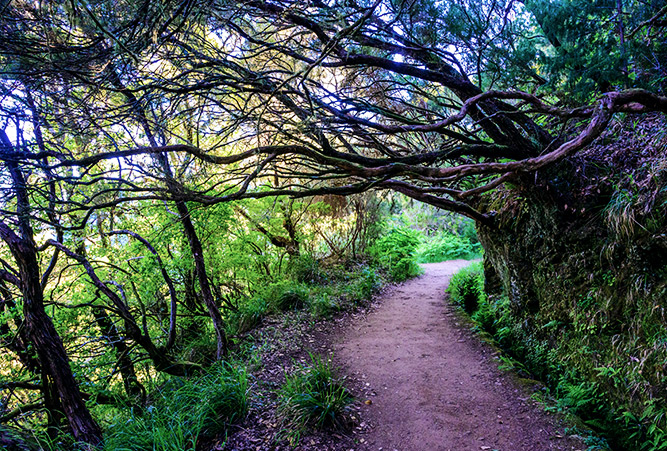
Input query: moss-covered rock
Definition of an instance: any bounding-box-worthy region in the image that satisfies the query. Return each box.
[475,115,667,450]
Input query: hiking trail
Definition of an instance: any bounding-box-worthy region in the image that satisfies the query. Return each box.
[334,261,585,451]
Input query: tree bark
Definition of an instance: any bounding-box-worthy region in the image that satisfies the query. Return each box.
[92,306,144,400]
[0,130,102,446]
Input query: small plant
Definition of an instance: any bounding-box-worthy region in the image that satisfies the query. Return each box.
[447,262,485,314]
[342,266,384,303]
[277,354,353,443]
[604,186,639,238]
[290,254,328,284]
[471,299,496,332]
[308,292,339,318]
[262,281,310,313]
[226,296,268,336]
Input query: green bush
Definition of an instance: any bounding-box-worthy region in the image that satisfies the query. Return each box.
[370,226,422,281]
[308,291,339,318]
[417,233,482,263]
[307,265,383,316]
[226,296,268,336]
[456,283,667,450]
[471,299,496,332]
[343,266,384,303]
[277,354,353,443]
[262,281,310,313]
[103,362,248,451]
[289,254,328,284]
[447,262,485,314]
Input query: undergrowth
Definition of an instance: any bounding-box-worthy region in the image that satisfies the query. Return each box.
[103,362,248,451]
[417,232,482,263]
[369,225,422,281]
[447,261,485,314]
[226,260,387,337]
[276,354,353,444]
[448,262,667,451]
[388,200,482,263]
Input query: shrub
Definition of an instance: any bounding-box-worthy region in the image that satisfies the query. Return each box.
[342,266,384,303]
[226,296,268,336]
[103,362,248,451]
[308,292,339,318]
[290,254,328,284]
[471,299,496,333]
[447,262,485,314]
[417,233,481,263]
[307,265,383,316]
[356,266,384,296]
[262,281,310,313]
[449,262,667,450]
[277,354,353,443]
[370,226,422,281]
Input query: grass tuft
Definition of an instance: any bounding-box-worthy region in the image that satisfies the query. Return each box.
[277,354,353,444]
[447,261,485,314]
[103,361,248,451]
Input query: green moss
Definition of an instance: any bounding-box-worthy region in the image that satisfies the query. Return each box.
[476,149,667,449]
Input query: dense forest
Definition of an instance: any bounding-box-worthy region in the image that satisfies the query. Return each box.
[1,0,666,449]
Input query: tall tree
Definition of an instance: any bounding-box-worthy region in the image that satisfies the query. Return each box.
[0,130,103,444]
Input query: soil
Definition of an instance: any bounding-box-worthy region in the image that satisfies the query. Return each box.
[221,261,587,451]
[333,261,586,451]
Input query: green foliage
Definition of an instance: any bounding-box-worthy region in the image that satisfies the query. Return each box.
[103,362,248,451]
[370,226,422,281]
[454,258,667,450]
[308,292,339,318]
[447,262,485,314]
[225,296,269,336]
[290,254,329,284]
[393,0,667,100]
[471,298,495,333]
[262,281,310,313]
[341,265,384,303]
[277,354,353,443]
[386,195,482,264]
[417,232,482,263]
[521,0,667,100]
[307,265,384,317]
[448,262,497,333]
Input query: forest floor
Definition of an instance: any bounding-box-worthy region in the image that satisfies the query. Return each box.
[221,261,587,451]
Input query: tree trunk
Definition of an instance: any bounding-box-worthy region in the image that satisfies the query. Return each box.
[0,130,103,445]
[174,200,229,359]
[0,231,103,445]
[92,306,144,400]
[108,69,229,358]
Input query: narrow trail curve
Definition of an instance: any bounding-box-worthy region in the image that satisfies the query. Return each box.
[334,261,584,451]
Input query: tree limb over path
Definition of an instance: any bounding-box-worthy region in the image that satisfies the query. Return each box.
[6,89,662,226]
[2,1,667,445]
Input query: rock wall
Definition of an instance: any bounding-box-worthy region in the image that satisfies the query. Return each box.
[473,116,667,447]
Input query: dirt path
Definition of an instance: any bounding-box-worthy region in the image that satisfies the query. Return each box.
[335,261,584,451]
